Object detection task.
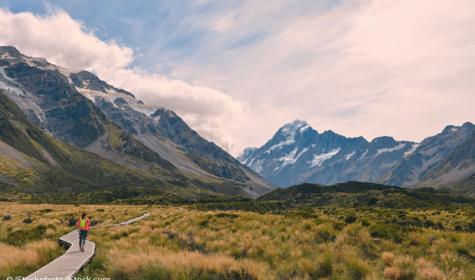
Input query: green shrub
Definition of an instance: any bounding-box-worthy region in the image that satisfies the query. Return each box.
[67,217,77,227]
[287,208,316,219]
[468,219,475,232]
[89,254,106,271]
[344,215,357,224]
[314,223,336,243]
[5,225,47,245]
[22,217,33,224]
[310,252,333,278]
[345,258,370,280]
[214,212,239,219]
[2,214,11,221]
[198,218,209,228]
[369,223,403,243]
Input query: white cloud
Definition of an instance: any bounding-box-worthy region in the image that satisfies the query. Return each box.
[1,0,475,156]
[162,0,475,151]
[0,8,245,152]
[0,9,134,74]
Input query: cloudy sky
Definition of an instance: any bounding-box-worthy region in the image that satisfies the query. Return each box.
[0,0,474,155]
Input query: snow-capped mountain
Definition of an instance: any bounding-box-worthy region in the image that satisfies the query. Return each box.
[239,120,475,192]
[0,46,272,197]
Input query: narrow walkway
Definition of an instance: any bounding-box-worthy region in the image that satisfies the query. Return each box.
[25,212,150,280]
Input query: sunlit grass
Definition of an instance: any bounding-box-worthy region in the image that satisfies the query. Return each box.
[1,203,474,279]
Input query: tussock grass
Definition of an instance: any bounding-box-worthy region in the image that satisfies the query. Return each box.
[0,240,61,278]
[1,203,475,279]
[108,248,268,280]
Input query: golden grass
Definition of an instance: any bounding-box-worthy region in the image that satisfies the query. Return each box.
[0,240,59,278]
[1,203,474,279]
[109,248,269,279]
[0,240,54,270]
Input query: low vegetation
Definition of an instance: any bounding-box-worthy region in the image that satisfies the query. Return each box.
[1,202,474,279]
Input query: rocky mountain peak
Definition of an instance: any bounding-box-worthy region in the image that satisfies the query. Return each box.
[371,136,397,144]
[0,46,22,58]
[279,119,311,135]
[70,70,135,98]
[462,121,474,128]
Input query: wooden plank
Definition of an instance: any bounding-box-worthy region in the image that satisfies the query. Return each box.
[25,213,149,280]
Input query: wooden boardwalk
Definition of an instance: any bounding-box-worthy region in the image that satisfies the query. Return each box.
[25,213,150,280]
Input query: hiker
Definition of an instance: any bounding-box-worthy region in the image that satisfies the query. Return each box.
[76,213,91,252]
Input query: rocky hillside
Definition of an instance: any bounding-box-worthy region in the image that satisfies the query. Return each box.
[0,46,272,198]
[70,70,269,195]
[0,89,184,199]
[239,120,475,193]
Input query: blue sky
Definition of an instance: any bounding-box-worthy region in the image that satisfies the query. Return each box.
[0,0,474,154]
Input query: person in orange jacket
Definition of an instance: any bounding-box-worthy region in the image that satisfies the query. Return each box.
[76,213,91,252]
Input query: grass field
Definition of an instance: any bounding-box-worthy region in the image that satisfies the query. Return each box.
[1,203,474,280]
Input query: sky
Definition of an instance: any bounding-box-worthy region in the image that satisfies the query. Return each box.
[0,0,474,155]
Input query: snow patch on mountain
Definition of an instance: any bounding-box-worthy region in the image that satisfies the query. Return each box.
[76,85,158,118]
[279,147,309,168]
[0,68,49,126]
[299,124,310,133]
[344,151,356,160]
[376,143,406,155]
[266,138,295,153]
[403,143,420,158]
[360,149,369,159]
[308,148,341,167]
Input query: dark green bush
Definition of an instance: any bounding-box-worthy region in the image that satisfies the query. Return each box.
[2,214,12,221]
[214,212,239,219]
[344,215,357,224]
[67,217,77,227]
[5,225,47,245]
[369,223,403,243]
[468,219,475,232]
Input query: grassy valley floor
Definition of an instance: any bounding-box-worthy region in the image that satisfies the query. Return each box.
[0,203,474,279]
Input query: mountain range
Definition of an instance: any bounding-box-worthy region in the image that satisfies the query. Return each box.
[239,120,475,195]
[0,46,272,201]
[1,45,473,201]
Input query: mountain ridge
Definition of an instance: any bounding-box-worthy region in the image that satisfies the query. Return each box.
[239,119,475,194]
[0,46,273,198]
